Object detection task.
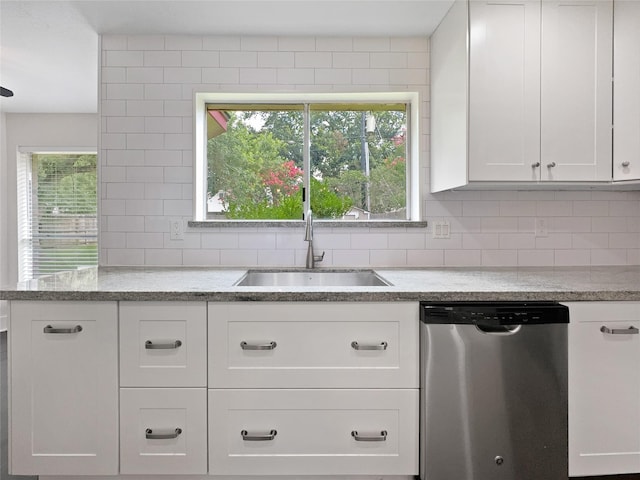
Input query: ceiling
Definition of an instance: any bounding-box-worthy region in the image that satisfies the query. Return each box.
[0,0,453,114]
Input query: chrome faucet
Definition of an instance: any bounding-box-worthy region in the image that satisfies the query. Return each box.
[304,209,325,269]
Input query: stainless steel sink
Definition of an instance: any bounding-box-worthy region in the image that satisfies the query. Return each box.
[234,270,392,287]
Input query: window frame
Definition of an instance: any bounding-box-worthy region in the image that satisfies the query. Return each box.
[194,92,421,223]
[16,148,98,282]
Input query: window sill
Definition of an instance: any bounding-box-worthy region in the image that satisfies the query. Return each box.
[188,220,428,229]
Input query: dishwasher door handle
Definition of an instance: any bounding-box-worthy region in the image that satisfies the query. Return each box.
[600,325,639,335]
[475,324,522,335]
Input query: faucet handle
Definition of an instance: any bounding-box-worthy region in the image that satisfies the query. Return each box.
[313,251,325,263]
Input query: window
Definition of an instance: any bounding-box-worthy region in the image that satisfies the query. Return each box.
[17,151,98,281]
[194,93,420,222]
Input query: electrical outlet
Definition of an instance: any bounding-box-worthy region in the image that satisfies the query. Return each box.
[535,218,548,237]
[432,221,451,239]
[170,219,184,240]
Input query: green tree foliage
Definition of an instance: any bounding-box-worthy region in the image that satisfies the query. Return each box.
[34,154,97,215]
[206,107,407,219]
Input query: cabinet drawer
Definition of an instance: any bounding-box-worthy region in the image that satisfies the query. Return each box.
[209,388,418,476]
[567,302,640,476]
[208,302,418,388]
[120,302,206,387]
[120,388,207,475]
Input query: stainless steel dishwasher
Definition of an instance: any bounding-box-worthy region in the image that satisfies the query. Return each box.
[420,301,569,480]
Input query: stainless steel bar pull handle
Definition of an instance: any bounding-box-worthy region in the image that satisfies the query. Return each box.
[145,427,182,439]
[600,325,639,335]
[43,325,82,334]
[240,341,277,350]
[351,430,387,442]
[241,429,277,441]
[145,340,182,349]
[351,341,388,350]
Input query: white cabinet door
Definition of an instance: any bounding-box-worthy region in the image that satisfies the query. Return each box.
[613,0,640,181]
[541,0,613,182]
[209,388,419,476]
[120,388,208,474]
[568,302,640,476]
[120,302,207,387]
[469,0,541,182]
[209,302,418,388]
[9,301,119,475]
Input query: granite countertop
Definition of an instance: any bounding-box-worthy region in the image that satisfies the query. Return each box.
[1,266,640,302]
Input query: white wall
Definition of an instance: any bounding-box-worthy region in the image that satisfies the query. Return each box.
[1,111,7,330]
[99,34,640,268]
[3,113,99,287]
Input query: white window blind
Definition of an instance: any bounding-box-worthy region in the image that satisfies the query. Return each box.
[17,152,98,282]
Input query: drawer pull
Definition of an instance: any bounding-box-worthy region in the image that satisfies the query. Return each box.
[145,427,182,440]
[240,341,277,350]
[351,430,388,442]
[43,325,83,334]
[351,341,388,351]
[241,429,277,441]
[600,326,639,335]
[145,340,182,349]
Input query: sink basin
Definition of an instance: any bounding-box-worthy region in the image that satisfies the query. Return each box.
[234,270,392,287]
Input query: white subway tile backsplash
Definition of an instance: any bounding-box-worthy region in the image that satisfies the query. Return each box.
[241,36,278,51]
[353,37,390,52]
[277,69,314,85]
[220,249,258,266]
[220,51,257,67]
[127,232,164,248]
[258,52,295,68]
[316,37,353,52]
[105,50,143,67]
[145,248,183,265]
[125,199,164,216]
[144,51,181,67]
[315,68,351,84]
[164,67,202,84]
[183,249,221,266]
[164,166,192,183]
[240,68,277,84]
[370,52,407,69]
[163,199,193,216]
[203,36,241,51]
[108,248,145,265]
[106,84,144,100]
[127,100,165,116]
[166,36,203,51]
[445,249,481,267]
[128,36,165,51]
[295,52,332,68]
[278,37,316,52]
[481,249,518,267]
[554,249,591,266]
[99,34,640,268]
[127,67,164,83]
[257,250,296,266]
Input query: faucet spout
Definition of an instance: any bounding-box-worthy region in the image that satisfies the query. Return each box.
[304,209,324,268]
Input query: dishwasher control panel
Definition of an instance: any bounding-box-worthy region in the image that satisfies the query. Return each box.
[420,301,570,325]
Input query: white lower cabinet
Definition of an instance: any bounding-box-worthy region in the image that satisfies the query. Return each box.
[9,301,119,476]
[120,388,208,475]
[567,302,640,476]
[209,388,419,476]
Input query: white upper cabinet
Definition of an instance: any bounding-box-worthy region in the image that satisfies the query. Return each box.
[541,0,612,182]
[431,0,613,191]
[613,0,640,182]
[468,0,541,182]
